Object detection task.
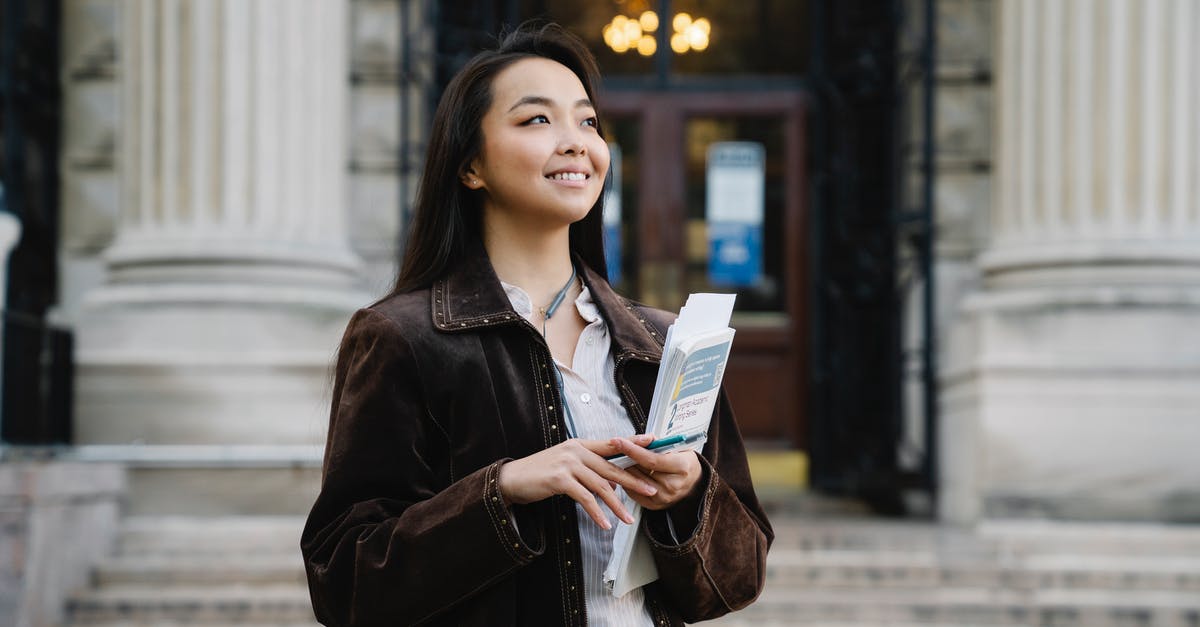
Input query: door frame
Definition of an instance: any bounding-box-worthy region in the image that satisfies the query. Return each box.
[602,89,810,447]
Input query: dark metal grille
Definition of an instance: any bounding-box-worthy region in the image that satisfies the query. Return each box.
[807,0,936,514]
[0,0,71,444]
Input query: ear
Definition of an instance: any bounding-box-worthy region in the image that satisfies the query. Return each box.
[460,163,485,190]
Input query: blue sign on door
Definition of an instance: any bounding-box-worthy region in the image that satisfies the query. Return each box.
[706,142,764,287]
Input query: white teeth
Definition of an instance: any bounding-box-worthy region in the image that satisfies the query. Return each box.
[549,172,586,181]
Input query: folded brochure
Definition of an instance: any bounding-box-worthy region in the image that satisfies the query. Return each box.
[603,293,736,597]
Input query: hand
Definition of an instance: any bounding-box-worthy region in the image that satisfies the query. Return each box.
[609,437,703,511]
[498,435,659,529]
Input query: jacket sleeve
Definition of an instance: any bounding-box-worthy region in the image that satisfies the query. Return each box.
[301,308,543,626]
[641,388,774,623]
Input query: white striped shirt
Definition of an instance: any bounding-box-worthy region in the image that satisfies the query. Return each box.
[502,281,655,627]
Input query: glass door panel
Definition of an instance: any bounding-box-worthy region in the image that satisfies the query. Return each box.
[603,116,641,296]
[683,115,788,325]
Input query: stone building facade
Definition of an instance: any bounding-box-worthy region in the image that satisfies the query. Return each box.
[2,0,1200,622]
[22,0,1200,524]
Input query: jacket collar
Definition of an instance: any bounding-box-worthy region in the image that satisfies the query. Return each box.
[431,241,664,361]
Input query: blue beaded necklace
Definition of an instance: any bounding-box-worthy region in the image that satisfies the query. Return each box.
[542,265,579,438]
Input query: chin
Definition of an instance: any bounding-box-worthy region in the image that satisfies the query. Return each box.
[571,202,600,222]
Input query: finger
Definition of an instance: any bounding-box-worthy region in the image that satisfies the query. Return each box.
[562,482,612,530]
[575,467,635,524]
[626,466,662,492]
[623,468,668,510]
[582,452,658,497]
[612,437,669,472]
[576,434,655,458]
[575,437,628,458]
[647,451,695,475]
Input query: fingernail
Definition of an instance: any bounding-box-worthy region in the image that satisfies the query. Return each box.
[642,483,657,495]
[601,519,612,530]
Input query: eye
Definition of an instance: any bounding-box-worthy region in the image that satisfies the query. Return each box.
[581,117,599,128]
[521,114,550,125]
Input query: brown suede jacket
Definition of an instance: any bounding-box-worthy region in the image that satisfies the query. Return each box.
[301,248,773,626]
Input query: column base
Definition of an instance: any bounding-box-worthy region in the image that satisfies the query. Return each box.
[940,285,1200,523]
[75,276,368,447]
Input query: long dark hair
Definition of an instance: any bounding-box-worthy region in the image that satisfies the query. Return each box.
[389,22,608,295]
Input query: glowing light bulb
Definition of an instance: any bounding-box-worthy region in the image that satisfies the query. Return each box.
[612,29,629,52]
[639,10,659,32]
[694,17,711,35]
[673,12,692,33]
[637,34,657,56]
[624,20,642,42]
[670,32,689,54]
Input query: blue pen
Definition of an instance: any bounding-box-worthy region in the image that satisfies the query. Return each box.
[646,434,687,450]
[606,432,704,460]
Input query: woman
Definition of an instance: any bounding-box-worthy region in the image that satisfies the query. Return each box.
[301,23,772,626]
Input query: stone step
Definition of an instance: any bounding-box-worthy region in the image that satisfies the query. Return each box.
[770,520,1200,555]
[720,587,1200,626]
[94,555,307,587]
[66,584,315,624]
[71,623,319,627]
[116,516,306,556]
[714,620,1048,627]
[79,514,1200,627]
[764,549,1200,591]
[769,521,980,552]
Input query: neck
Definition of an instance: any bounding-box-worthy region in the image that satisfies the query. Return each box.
[483,217,576,308]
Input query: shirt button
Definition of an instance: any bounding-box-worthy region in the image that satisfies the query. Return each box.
[585,337,594,345]
[580,393,591,404]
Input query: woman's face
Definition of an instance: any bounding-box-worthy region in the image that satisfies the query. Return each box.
[466,57,610,230]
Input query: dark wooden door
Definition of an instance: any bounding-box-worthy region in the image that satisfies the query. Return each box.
[602,90,807,448]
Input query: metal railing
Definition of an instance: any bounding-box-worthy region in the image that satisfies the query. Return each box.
[1,308,72,444]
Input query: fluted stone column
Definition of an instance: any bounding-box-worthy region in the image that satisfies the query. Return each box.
[941,0,1200,522]
[76,0,365,468]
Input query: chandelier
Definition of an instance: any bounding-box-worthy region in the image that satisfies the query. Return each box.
[602,10,711,57]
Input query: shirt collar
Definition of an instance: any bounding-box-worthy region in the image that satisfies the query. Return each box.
[500,280,603,326]
[430,240,663,360]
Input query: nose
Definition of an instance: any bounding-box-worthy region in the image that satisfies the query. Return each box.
[558,127,587,156]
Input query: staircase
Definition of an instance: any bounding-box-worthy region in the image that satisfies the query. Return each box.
[63,516,317,626]
[62,513,1200,626]
[713,517,1200,626]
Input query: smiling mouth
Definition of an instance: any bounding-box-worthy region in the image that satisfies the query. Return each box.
[546,172,589,181]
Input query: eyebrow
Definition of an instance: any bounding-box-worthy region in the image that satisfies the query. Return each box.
[506,95,594,113]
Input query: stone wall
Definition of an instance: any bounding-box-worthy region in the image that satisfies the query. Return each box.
[0,461,125,627]
[928,0,994,519]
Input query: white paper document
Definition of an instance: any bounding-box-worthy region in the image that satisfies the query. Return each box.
[603,293,736,597]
